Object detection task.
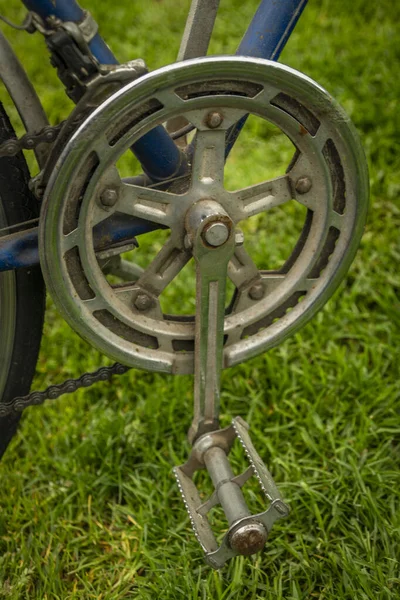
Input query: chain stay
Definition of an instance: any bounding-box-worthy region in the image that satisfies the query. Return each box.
[0,362,130,418]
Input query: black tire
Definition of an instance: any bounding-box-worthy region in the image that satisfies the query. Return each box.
[0,102,45,458]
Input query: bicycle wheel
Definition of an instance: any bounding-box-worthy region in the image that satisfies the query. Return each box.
[0,102,45,459]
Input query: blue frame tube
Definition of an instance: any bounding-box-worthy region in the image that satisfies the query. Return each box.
[225,0,308,155]
[237,0,308,60]
[0,215,162,272]
[21,0,117,64]
[21,0,183,180]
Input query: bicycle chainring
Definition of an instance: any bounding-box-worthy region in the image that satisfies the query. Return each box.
[39,57,369,375]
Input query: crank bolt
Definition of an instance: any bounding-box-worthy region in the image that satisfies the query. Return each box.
[295,176,312,194]
[101,187,119,207]
[248,282,264,301]
[205,111,223,129]
[203,222,230,247]
[134,293,152,311]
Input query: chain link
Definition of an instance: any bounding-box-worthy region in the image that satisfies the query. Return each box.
[0,122,65,158]
[0,362,131,418]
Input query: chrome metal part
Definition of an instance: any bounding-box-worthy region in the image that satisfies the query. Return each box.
[203,221,229,246]
[0,29,49,167]
[177,0,220,61]
[30,10,98,44]
[40,57,369,375]
[175,416,289,569]
[75,10,98,44]
[166,0,220,142]
[187,200,235,441]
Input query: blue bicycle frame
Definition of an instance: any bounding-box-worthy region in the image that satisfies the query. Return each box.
[0,0,308,271]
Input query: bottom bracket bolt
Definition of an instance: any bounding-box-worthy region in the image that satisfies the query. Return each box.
[229,522,268,556]
[203,222,230,247]
[134,293,152,311]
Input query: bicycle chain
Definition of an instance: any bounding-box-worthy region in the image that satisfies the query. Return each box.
[0,122,65,158]
[0,362,131,417]
[0,113,138,416]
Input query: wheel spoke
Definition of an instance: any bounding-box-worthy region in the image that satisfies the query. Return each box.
[230,175,293,221]
[190,129,226,195]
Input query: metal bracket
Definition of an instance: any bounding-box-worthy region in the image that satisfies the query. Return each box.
[30,11,146,103]
[30,10,98,43]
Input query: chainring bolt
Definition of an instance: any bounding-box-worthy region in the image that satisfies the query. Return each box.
[295,176,312,194]
[248,282,265,301]
[203,222,230,247]
[205,111,223,129]
[101,187,119,207]
[134,293,153,311]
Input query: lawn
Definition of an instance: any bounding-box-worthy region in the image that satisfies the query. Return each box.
[0,0,399,598]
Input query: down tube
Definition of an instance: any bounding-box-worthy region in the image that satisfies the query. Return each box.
[225,0,308,155]
[21,0,183,180]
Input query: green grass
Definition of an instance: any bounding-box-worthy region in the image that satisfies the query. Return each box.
[1,0,400,598]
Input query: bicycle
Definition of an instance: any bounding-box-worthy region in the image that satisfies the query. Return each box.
[0,0,368,569]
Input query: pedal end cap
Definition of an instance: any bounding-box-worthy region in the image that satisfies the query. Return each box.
[229,521,268,556]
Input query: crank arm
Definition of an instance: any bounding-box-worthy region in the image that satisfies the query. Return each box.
[175,201,289,567]
[186,200,236,443]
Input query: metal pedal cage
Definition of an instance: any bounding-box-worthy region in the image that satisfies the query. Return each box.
[175,417,289,569]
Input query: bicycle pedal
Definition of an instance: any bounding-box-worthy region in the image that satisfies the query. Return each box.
[174,416,289,569]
